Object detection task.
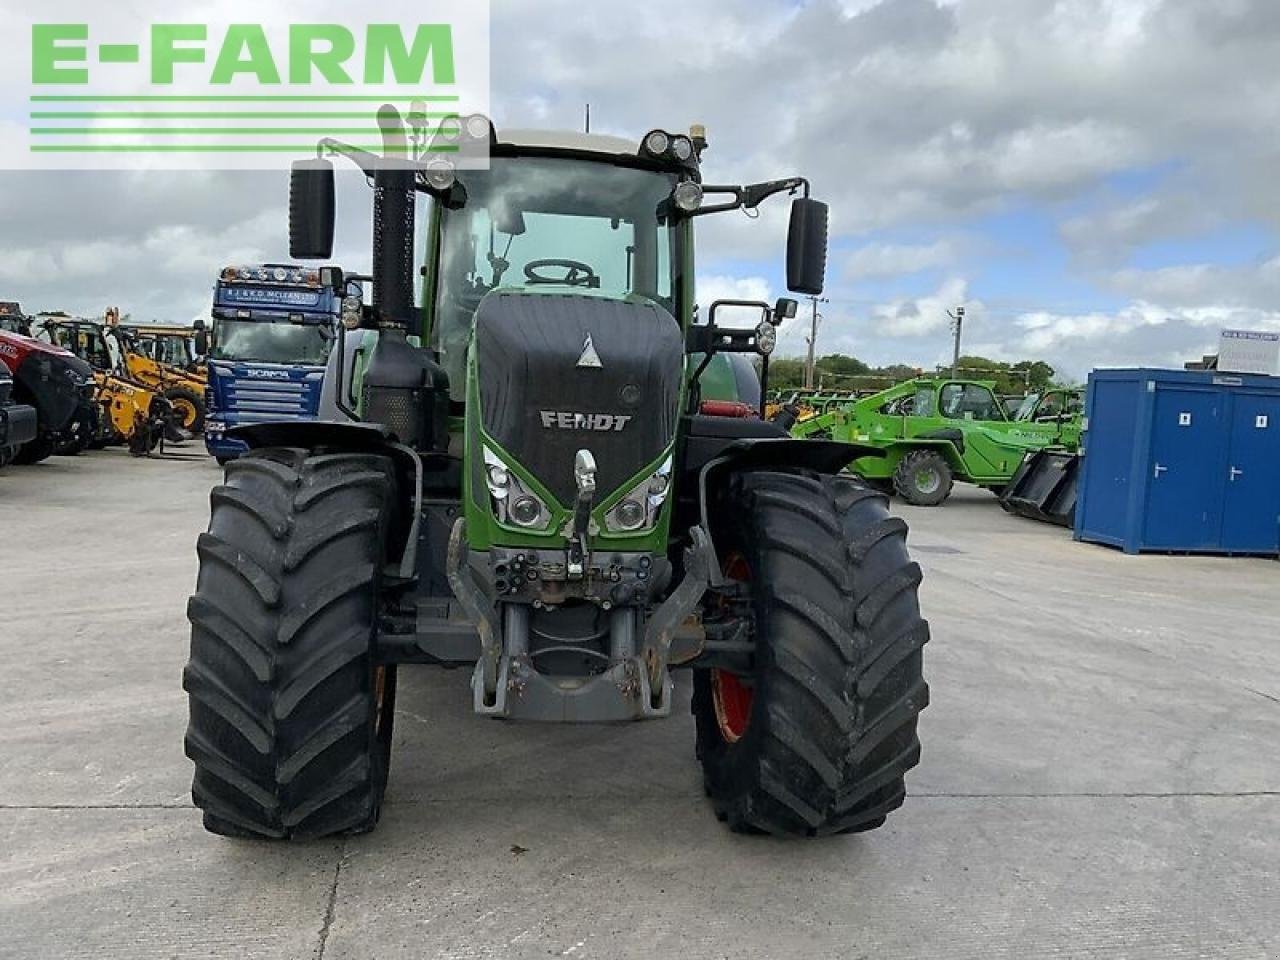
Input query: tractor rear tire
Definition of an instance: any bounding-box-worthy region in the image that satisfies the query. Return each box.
[893,449,953,506]
[694,471,929,836]
[13,434,56,465]
[183,448,399,839]
[165,385,206,435]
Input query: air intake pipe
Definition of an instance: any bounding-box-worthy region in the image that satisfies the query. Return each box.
[361,105,450,451]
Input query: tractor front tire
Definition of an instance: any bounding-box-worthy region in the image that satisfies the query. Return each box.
[694,471,929,836]
[184,448,399,839]
[893,449,953,506]
[13,434,56,465]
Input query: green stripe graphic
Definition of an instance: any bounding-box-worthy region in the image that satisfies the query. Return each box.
[30,95,460,103]
[32,128,454,135]
[31,112,458,119]
[30,144,461,153]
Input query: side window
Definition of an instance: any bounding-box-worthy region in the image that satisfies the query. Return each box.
[942,384,1000,421]
[912,387,935,417]
[414,192,433,312]
[939,384,963,418]
[1036,393,1063,420]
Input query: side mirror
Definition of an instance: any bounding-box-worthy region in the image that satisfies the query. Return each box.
[786,197,828,296]
[289,158,336,260]
[194,328,209,357]
[492,197,526,237]
[320,266,345,291]
[772,297,798,324]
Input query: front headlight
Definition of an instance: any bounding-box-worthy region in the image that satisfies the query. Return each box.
[756,321,777,356]
[604,456,673,534]
[673,181,703,213]
[483,447,551,531]
[341,296,362,330]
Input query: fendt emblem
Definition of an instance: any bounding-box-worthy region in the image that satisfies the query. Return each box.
[540,411,632,432]
[576,333,603,369]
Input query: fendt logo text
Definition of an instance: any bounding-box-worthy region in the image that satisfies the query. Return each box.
[539,411,633,433]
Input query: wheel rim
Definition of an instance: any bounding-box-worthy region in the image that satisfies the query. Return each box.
[711,553,754,744]
[915,467,941,495]
[373,666,389,735]
[172,398,197,429]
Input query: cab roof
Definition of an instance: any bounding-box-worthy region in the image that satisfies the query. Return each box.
[494,129,642,157]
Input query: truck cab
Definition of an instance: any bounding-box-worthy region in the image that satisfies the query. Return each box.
[203,264,339,463]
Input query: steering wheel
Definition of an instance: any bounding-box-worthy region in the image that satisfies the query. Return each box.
[523,259,600,288]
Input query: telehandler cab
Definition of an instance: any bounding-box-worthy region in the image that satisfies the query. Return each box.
[107,319,207,436]
[184,113,929,839]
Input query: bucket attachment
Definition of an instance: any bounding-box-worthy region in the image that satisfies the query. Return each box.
[1000,449,1081,528]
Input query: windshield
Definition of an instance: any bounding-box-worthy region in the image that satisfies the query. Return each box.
[1014,394,1040,421]
[210,319,332,366]
[143,336,194,367]
[940,383,1004,421]
[46,324,112,369]
[434,156,680,397]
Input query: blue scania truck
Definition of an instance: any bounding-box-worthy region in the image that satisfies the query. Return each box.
[202,264,339,464]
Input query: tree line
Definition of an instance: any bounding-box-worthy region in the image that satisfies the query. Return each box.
[767,354,1061,396]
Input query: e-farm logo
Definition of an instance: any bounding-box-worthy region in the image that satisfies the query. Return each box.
[6,1,490,170]
[32,24,456,88]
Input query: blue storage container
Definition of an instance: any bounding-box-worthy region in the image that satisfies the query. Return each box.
[1075,368,1280,556]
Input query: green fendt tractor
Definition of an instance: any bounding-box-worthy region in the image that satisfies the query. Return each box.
[786,377,1079,506]
[183,114,929,840]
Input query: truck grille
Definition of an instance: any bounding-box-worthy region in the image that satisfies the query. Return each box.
[223,373,322,423]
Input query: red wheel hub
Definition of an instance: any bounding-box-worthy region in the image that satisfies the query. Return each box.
[711,553,754,743]
[712,670,753,743]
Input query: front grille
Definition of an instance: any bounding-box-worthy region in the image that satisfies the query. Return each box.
[223,375,320,422]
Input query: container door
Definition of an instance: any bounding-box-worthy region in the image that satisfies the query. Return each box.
[1220,393,1280,553]
[1143,387,1228,550]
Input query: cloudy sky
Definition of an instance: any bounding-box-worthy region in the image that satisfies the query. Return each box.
[3,0,1279,381]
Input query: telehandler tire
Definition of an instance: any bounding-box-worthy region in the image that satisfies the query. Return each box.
[165,385,206,435]
[184,448,399,839]
[694,471,928,836]
[893,449,953,506]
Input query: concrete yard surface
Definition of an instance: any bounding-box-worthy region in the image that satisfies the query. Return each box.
[1,447,1277,959]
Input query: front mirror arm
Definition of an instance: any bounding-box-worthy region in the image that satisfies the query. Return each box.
[693,177,810,216]
[741,177,810,209]
[317,138,381,178]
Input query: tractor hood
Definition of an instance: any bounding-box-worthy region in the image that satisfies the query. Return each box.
[0,330,94,434]
[473,290,684,506]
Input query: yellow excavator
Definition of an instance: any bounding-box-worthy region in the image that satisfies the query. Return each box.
[105,309,207,435]
[32,315,173,456]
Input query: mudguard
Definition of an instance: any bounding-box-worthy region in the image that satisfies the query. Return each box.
[228,419,396,452]
[706,436,883,476]
[919,427,966,455]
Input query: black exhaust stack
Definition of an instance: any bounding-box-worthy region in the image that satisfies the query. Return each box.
[361,105,450,451]
[371,106,417,330]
